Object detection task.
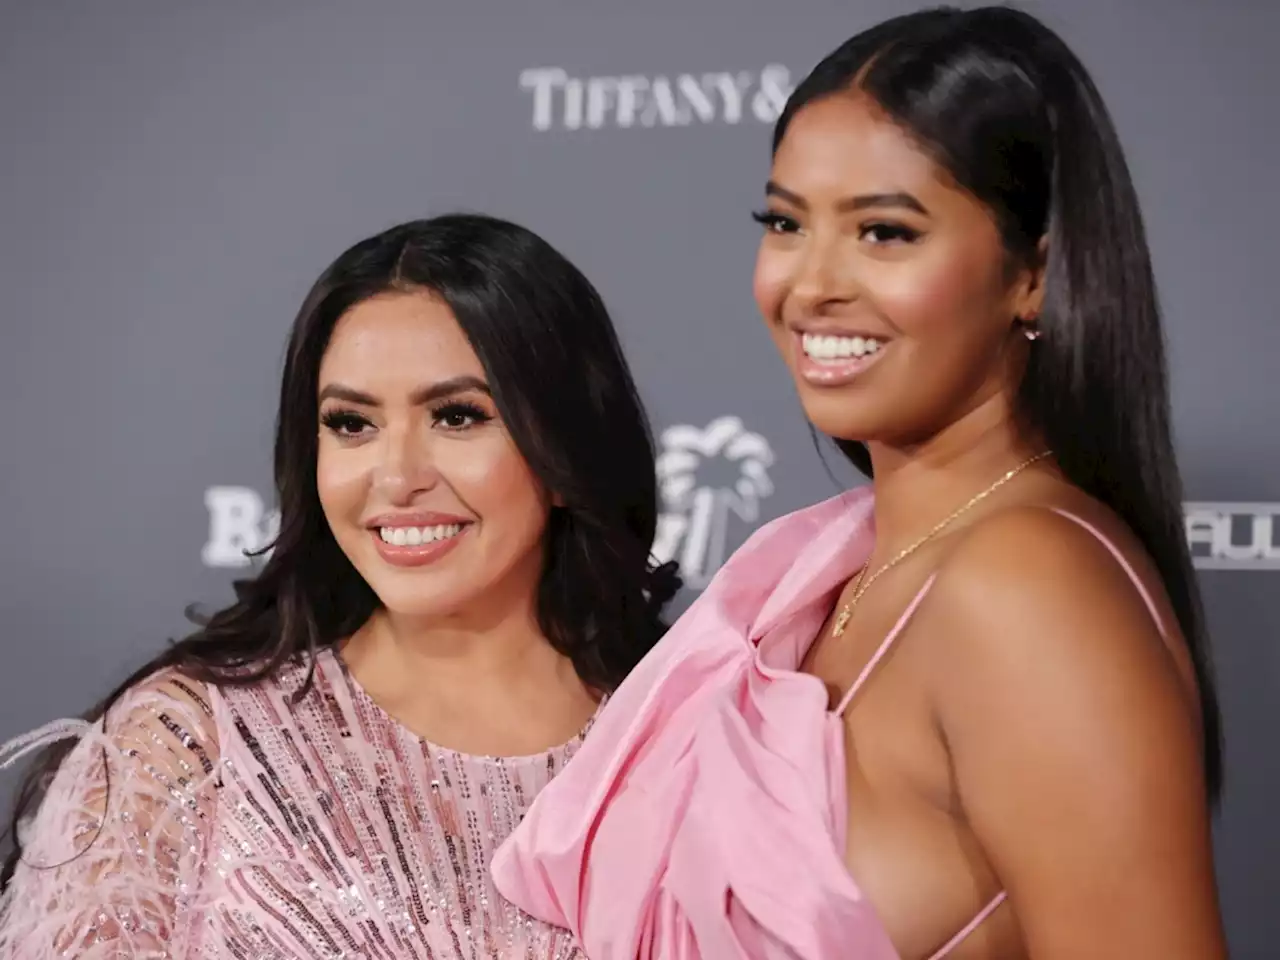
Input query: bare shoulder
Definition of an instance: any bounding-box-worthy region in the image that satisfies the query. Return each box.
[925,505,1214,910]
[926,503,1188,689]
[916,509,1223,956]
[922,501,1204,743]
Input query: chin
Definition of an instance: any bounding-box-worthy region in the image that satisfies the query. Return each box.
[797,396,875,444]
[797,378,939,448]
[371,584,464,621]
[347,559,453,614]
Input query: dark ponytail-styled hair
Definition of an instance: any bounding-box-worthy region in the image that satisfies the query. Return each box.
[776,6,1222,799]
[2,213,680,887]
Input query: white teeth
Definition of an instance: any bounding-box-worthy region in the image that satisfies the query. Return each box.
[802,332,884,362]
[378,524,464,546]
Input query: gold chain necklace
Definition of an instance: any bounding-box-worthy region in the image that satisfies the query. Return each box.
[831,450,1053,638]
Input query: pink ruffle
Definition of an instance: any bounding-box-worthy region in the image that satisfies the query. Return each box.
[493,489,902,959]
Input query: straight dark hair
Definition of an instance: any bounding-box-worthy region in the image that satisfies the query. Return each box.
[1,213,681,886]
[776,6,1222,800]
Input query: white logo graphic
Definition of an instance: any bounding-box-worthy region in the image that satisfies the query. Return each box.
[1185,502,1280,570]
[202,486,279,568]
[519,65,793,132]
[651,416,776,589]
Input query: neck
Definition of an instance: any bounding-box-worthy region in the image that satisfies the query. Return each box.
[343,570,581,706]
[370,605,558,683]
[864,392,1046,559]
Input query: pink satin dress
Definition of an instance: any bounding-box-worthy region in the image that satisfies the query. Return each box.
[493,487,1170,959]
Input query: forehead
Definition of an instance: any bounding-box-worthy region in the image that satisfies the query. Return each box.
[320,291,483,381]
[772,92,947,197]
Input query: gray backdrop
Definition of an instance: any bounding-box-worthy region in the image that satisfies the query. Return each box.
[2,0,1277,954]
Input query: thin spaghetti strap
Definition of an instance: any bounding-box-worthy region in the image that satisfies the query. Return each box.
[832,574,938,717]
[1048,508,1168,636]
[925,891,1009,960]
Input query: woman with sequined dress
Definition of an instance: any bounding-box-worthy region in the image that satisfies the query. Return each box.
[0,214,679,958]
[493,8,1228,960]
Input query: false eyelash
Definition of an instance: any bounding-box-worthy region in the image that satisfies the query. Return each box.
[320,408,368,434]
[751,209,792,228]
[752,210,806,238]
[860,222,922,244]
[430,400,493,428]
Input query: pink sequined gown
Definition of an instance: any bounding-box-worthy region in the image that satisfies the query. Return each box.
[0,649,590,959]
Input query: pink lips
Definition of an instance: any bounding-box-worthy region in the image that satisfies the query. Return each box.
[366,514,472,569]
[791,329,888,387]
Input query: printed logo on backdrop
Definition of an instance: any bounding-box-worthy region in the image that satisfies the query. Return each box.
[202,487,279,568]
[1185,502,1280,570]
[519,65,794,131]
[200,416,778,589]
[650,416,776,590]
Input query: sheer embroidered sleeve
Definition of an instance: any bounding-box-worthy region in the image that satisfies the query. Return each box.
[0,671,222,958]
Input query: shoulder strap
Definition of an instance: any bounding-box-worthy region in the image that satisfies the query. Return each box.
[833,573,938,717]
[1048,508,1168,637]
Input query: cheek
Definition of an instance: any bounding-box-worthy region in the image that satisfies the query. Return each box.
[752,245,791,326]
[316,441,371,522]
[449,436,548,535]
[870,244,1008,342]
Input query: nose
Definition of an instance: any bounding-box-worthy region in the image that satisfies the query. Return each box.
[371,422,438,504]
[787,232,859,317]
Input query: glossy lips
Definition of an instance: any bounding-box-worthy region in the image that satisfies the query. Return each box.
[367,514,471,568]
[792,329,889,386]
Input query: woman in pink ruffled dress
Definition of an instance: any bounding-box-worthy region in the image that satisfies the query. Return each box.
[0,214,678,958]
[493,8,1227,959]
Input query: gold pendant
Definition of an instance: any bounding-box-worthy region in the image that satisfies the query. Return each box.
[832,607,852,637]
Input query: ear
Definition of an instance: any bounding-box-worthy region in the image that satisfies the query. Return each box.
[1012,235,1048,322]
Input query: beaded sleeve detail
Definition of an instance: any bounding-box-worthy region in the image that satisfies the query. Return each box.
[0,654,587,959]
[0,672,221,957]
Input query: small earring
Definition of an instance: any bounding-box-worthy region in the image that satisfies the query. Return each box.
[1023,326,1041,341]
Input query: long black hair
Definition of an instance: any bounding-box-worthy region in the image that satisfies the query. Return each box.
[2,213,681,885]
[776,6,1222,800]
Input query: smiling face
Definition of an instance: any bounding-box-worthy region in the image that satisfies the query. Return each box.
[315,290,551,624]
[753,92,1044,449]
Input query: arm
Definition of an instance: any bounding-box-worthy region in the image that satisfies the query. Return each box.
[930,509,1226,959]
[0,672,221,958]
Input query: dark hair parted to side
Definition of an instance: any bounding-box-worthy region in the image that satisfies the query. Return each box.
[1,213,681,887]
[775,6,1222,800]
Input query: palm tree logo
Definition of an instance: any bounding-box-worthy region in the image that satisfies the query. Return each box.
[653,416,776,589]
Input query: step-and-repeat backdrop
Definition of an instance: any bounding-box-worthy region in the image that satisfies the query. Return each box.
[2,1,1276,953]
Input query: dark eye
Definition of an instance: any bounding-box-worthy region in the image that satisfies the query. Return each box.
[751,210,800,235]
[860,222,921,245]
[432,401,492,431]
[320,409,370,438]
